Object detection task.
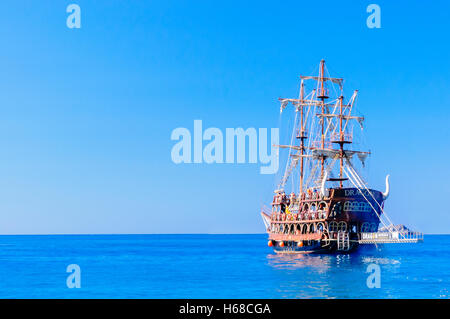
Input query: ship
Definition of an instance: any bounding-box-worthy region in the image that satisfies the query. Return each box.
[261,60,423,253]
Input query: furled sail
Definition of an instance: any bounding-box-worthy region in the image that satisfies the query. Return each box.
[280,99,289,114]
[311,148,370,160]
[357,152,369,167]
[300,75,344,89]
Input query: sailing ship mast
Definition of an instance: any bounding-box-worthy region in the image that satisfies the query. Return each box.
[299,79,305,196]
[317,59,327,182]
[278,60,368,195]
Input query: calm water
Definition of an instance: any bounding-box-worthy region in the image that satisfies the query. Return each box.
[0,234,448,298]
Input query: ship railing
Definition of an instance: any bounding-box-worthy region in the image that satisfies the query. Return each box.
[271,192,324,203]
[270,211,328,222]
[358,231,424,244]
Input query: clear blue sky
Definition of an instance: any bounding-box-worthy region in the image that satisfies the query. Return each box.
[0,1,448,234]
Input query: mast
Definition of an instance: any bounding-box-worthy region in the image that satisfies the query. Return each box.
[277,60,368,195]
[317,59,328,180]
[339,95,344,188]
[299,79,305,195]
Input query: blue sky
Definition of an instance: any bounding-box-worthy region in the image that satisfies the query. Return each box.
[0,1,448,234]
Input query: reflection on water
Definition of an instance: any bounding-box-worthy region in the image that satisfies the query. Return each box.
[267,246,403,270]
[265,247,405,298]
[267,253,333,273]
[361,256,401,265]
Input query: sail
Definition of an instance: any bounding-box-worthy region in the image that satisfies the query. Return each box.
[280,99,289,113]
[310,149,369,159]
[300,75,344,89]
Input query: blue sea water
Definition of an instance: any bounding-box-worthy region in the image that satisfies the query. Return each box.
[0,234,448,299]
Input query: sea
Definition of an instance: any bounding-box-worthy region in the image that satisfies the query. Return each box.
[0,234,448,299]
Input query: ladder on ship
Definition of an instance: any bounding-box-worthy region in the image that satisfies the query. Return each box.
[337,231,350,251]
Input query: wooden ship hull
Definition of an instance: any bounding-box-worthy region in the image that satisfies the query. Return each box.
[262,187,386,254]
